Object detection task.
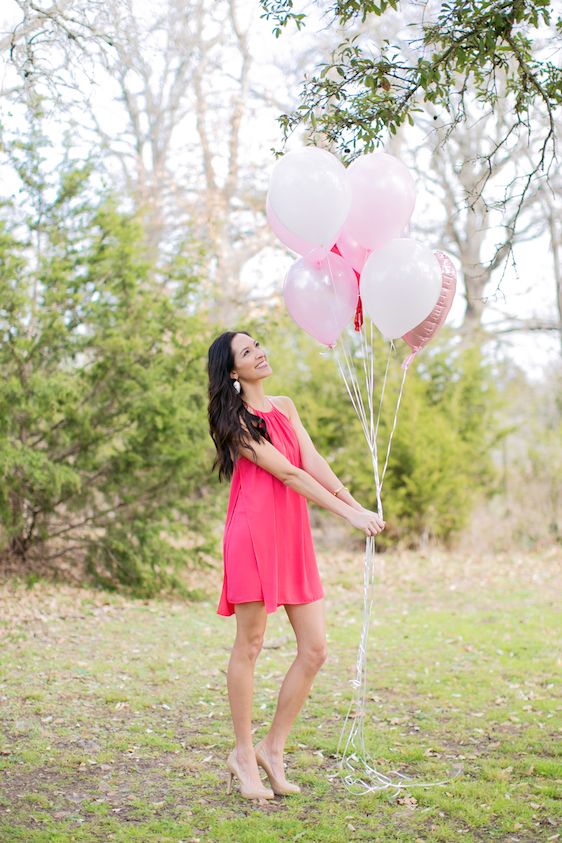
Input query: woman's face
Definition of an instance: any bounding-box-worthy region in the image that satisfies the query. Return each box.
[230,334,272,385]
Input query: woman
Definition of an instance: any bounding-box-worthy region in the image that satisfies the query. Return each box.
[207,330,385,801]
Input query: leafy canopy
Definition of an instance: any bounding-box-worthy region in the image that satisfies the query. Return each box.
[260,1,560,161]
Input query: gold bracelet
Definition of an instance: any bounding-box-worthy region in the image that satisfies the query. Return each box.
[333,484,348,497]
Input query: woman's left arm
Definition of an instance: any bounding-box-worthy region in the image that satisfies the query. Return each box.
[280,396,366,514]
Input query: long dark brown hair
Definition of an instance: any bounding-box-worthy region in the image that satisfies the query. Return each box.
[207,331,272,481]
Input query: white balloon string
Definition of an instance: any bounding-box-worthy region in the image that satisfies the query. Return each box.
[337,534,464,796]
[379,362,408,493]
[337,343,371,446]
[324,257,371,446]
[330,322,464,796]
[359,327,385,515]
[335,334,384,517]
[359,325,374,443]
[371,340,393,517]
[375,344,392,446]
[367,322,375,442]
[335,351,367,439]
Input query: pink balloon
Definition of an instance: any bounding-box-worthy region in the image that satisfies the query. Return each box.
[267,197,317,256]
[402,251,457,352]
[346,152,416,250]
[283,251,359,347]
[336,223,371,273]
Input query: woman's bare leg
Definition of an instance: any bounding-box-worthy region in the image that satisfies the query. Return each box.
[227,601,268,787]
[256,599,327,780]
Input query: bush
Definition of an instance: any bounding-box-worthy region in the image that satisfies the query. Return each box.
[0,142,220,595]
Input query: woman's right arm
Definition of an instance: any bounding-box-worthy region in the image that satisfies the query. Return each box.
[239,436,385,537]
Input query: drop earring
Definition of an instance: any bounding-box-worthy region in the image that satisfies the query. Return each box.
[232,379,241,394]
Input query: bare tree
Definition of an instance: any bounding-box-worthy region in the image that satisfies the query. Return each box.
[1,0,114,105]
[535,168,562,353]
[72,0,290,319]
[400,90,561,346]
[2,0,305,321]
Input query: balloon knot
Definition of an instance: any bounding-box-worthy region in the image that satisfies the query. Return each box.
[354,295,363,331]
[402,349,418,370]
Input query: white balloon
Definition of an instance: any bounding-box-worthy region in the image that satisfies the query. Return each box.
[360,239,442,339]
[267,147,352,249]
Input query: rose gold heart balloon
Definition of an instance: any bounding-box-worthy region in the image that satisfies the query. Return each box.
[402,251,457,352]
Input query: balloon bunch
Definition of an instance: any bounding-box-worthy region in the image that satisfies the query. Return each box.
[267,146,456,363]
[267,147,463,796]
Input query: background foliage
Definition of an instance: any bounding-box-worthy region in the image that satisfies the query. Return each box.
[0,136,220,595]
[0,2,560,595]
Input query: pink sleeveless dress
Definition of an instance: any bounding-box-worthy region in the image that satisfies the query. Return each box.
[217,397,324,616]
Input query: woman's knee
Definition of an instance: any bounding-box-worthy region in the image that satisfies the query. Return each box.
[299,639,328,671]
[234,630,265,662]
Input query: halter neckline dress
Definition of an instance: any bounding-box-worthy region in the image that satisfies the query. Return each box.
[217,396,324,616]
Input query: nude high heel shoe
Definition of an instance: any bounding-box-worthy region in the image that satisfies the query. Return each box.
[254,743,301,796]
[226,751,275,801]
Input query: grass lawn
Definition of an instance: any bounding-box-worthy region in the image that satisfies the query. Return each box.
[0,546,560,842]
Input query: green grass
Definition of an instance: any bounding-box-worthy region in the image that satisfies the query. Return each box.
[0,547,560,842]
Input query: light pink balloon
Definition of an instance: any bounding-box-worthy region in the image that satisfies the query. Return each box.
[266,197,316,256]
[346,152,416,250]
[283,251,359,347]
[336,223,371,273]
[402,251,457,352]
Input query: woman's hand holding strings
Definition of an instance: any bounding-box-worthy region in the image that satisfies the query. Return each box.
[346,509,386,537]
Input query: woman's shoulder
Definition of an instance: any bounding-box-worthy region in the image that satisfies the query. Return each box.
[268,395,294,419]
